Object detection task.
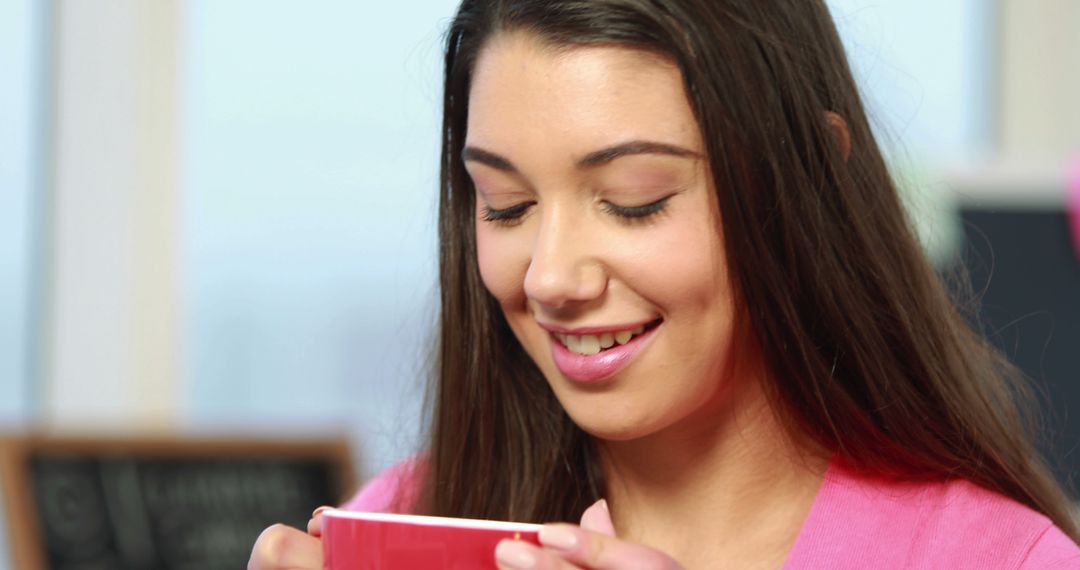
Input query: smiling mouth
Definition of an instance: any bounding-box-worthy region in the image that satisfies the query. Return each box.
[552,319,663,356]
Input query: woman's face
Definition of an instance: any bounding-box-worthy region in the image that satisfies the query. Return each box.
[466,32,751,441]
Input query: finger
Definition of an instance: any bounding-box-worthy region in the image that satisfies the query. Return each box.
[306,515,322,537]
[578,499,615,537]
[307,506,333,537]
[495,539,579,570]
[248,523,324,570]
[538,524,682,570]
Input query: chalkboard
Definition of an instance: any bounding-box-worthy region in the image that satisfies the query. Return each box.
[0,435,356,570]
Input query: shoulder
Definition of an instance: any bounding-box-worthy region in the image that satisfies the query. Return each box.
[339,455,426,514]
[788,459,1080,568]
[1022,524,1080,569]
[902,477,1078,568]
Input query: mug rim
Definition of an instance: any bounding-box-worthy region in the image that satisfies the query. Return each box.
[323,509,544,532]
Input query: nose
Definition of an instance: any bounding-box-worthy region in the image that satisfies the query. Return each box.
[523,207,607,310]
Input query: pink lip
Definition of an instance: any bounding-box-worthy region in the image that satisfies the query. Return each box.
[549,323,660,383]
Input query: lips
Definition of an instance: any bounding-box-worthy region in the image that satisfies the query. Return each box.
[547,320,661,383]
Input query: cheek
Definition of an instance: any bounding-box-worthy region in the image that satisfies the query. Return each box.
[623,223,729,313]
[475,224,527,306]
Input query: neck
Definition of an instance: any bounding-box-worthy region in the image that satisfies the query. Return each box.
[596,378,828,569]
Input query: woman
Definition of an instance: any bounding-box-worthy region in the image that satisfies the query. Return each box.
[250,0,1080,568]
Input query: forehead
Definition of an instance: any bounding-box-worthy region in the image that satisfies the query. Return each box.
[466,32,702,157]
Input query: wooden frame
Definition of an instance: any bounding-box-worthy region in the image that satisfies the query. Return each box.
[0,433,356,570]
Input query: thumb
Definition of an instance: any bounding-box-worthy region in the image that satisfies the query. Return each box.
[579,498,616,537]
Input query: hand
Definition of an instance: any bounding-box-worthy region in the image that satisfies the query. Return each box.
[247,506,330,570]
[495,500,683,569]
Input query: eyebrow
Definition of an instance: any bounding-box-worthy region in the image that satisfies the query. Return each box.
[461,140,702,173]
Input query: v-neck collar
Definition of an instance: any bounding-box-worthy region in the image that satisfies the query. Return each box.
[781,457,930,568]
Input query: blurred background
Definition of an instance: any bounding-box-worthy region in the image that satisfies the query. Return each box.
[1,0,1078,567]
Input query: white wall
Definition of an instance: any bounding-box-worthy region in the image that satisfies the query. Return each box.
[43,0,181,429]
[947,0,1080,210]
[999,0,1080,162]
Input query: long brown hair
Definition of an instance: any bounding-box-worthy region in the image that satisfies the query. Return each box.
[421,0,1079,539]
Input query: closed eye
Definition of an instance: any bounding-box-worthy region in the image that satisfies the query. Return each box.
[481,202,533,225]
[602,194,673,221]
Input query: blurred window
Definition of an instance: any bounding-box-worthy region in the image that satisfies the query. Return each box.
[0,0,41,424]
[181,1,455,473]
[828,0,991,162]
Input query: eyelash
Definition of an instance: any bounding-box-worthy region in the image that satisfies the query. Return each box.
[480,195,673,225]
[601,196,672,221]
[481,202,533,224]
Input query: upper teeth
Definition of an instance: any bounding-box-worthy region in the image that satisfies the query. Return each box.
[557,325,647,356]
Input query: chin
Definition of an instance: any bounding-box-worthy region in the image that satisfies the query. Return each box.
[563,405,670,443]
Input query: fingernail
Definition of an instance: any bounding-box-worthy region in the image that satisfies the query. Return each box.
[495,540,537,569]
[539,525,579,550]
[312,505,332,517]
[599,498,609,513]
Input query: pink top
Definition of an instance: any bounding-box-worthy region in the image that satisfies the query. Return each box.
[342,457,1080,568]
